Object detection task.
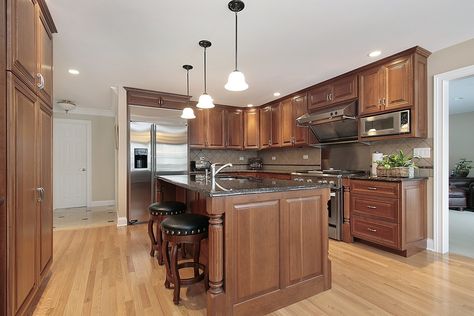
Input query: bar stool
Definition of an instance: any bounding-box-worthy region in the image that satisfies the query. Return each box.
[161,213,209,305]
[148,201,186,265]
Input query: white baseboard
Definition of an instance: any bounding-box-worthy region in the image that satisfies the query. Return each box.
[90,200,115,207]
[117,216,128,227]
[426,238,435,252]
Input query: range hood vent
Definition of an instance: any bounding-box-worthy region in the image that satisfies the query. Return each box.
[297,101,359,144]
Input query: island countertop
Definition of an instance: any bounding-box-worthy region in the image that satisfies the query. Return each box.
[157,174,330,197]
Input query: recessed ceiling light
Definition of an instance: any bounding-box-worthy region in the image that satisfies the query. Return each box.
[247,104,254,107]
[273,92,281,97]
[368,50,382,58]
[455,97,464,101]
[68,69,80,75]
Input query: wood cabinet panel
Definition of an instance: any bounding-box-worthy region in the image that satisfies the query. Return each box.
[206,108,225,148]
[188,108,206,148]
[38,101,52,275]
[259,106,271,149]
[352,197,398,222]
[332,75,357,104]
[359,67,383,115]
[292,94,308,146]
[280,99,294,147]
[8,75,38,313]
[308,85,332,110]
[384,56,413,111]
[283,196,324,285]
[351,216,399,249]
[8,0,37,90]
[36,6,53,106]
[226,109,243,149]
[244,109,259,149]
[270,104,281,147]
[350,180,399,199]
[233,200,280,302]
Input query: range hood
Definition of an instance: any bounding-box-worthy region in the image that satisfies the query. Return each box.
[296,101,359,145]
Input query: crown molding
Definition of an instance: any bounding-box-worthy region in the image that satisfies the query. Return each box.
[53,106,115,117]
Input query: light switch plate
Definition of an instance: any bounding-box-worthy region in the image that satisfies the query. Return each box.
[239,156,244,161]
[272,156,277,161]
[199,156,205,161]
[413,147,431,158]
[303,155,309,160]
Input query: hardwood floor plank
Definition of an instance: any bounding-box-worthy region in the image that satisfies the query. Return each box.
[34,224,474,315]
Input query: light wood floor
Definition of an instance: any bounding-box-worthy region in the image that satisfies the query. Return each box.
[34,224,474,316]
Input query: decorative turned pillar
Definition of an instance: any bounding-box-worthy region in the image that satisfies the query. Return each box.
[208,214,224,294]
[342,179,353,243]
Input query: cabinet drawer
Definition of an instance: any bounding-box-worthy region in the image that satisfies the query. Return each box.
[351,180,399,198]
[352,197,398,222]
[352,216,399,249]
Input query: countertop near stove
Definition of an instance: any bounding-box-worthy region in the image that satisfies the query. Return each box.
[349,175,428,182]
[157,174,330,197]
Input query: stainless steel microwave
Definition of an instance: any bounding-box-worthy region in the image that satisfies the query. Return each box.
[360,110,410,137]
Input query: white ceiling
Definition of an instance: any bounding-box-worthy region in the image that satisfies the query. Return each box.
[47,0,474,110]
[449,75,474,114]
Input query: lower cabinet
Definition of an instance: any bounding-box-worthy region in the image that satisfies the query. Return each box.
[349,179,427,257]
[7,73,53,315]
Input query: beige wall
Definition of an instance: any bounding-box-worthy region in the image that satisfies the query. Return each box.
[425,38,474,240]
[449,112,474,177]
[54,112,116,202]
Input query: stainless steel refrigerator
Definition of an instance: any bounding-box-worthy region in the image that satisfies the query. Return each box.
[128,106,188,223]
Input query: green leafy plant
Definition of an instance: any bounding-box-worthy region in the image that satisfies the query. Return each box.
[376,150,416,169]
[453,158,472,176]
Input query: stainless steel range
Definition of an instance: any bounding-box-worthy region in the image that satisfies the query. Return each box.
[291,169,366,240]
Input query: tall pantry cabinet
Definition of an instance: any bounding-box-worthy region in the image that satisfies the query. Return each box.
[2,0,57,315]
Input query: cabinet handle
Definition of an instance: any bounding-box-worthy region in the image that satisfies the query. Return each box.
[383,98,386,105]
[329,93,333,101]
[367,227,377,232]
[36,73,45,90]
[367,187,378,190]
[367,205,377,209]
[36,187,44,202]
[326,94,329,101]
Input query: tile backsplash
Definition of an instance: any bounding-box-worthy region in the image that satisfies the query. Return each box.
[190,149,258,170]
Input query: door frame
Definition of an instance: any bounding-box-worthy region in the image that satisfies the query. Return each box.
[53,118,92,209]
[433,64,474,253]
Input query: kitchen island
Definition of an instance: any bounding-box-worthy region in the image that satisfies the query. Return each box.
[157,175,332,316]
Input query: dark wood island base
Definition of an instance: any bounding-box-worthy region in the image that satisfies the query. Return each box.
[157,176,331,315]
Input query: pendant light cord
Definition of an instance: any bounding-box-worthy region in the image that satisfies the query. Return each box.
[186,69,190,106]
[234,12,238,71]
[203,47,207,94]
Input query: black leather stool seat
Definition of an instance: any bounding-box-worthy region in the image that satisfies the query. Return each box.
[161,214,209,236]
[149,201,186,216]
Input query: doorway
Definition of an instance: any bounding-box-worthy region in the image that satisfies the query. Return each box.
[53,118,91,209]
[433,65,474,254]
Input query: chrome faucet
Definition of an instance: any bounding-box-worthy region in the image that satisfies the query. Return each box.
[211,163,233,179]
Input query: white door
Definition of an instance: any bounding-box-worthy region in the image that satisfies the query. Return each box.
[53,119,90,209]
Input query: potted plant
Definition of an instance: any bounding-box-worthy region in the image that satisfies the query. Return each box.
[453,158,472,177]
[376,150,416,178]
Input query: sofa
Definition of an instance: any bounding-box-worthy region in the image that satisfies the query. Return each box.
[449,177,474,211]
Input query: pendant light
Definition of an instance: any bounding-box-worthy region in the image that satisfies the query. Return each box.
[196,40,215,109]
[225,0,248,91]
[181,64,196,119]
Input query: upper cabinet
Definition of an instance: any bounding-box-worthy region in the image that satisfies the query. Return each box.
[189,108,225,149]
[281,94,309,147]
[125,88,190,109]
[8,0,56,107]
[226,109,244,149]
[360,55,416,116]
[308,75,357,111]
[244,108,260,149]
[260,103,282,149]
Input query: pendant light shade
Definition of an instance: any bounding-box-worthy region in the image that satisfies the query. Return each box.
[181,64,196,119]
[225,0,248,92]
[197,40,215,109]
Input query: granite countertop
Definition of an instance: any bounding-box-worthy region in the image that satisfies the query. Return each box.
[349,175,428,182]
[191,169,296,175]
[157,174,330,197]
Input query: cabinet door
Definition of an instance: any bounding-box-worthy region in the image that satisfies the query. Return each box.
[160,94,189,110]
[8,75,38,313]
[280,99,294,147]
[188,108,206,148]
[36,6,53,107]
[37,101,52,276]
[292,94,308,146]
[270,103,281,147]
[8,0,37,90]
[332,75,357,104]
[226,109,243,149]
[259,106,272,149]
[308,85,332,111]
[206,108,225,149]
[384,56,413,111]
[244,109,259,149]
[359,66,383,115]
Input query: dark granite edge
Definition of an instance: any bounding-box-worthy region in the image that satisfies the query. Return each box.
[348,175,428,182]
